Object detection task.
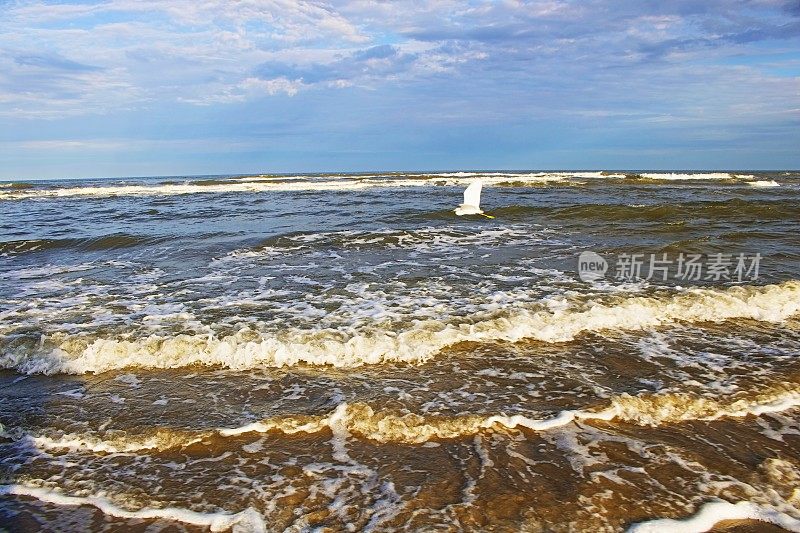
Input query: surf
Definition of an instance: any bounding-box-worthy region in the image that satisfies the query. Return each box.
[2,281,799,375]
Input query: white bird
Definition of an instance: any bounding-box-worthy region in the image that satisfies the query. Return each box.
[454,179,494,218]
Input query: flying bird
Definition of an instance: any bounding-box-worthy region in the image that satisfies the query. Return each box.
[454,179,494,218]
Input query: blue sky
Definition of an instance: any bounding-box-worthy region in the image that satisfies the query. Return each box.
[0,0,798,179]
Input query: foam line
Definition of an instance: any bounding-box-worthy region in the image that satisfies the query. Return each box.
[17,388,800,452]
[2,281,798,375]
[628,500,800,532]
[0,484,267,532]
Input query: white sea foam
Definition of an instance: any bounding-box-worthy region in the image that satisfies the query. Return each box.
[0,171,732,201]
[639,173,734,180]
[0,263,95,280]
[562,171,626,179]
[608,388,800,426]
[212,403,618,444]
[0,484,266,532]
[2,281,798,375]
[425,171,627,179]
[28,432,203,453]
[219,226,542,262]
[628,500,800,532]
[746,180,781,187]
[21,386,800,453]
[2,171,785,202]
[0,174,569,200]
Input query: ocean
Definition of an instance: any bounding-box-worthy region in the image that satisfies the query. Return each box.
[1,170,799,532]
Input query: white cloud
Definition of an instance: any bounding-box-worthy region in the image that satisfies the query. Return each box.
[0,0,796,122]
[0,0,373,115]
[180,76,305,104]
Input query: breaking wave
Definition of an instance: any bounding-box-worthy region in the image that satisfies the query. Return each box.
[4,386,800,533]
[0,172,784,201]
[747,180,781,188]
[7,384,799,452]
[0,174,565,200]
[1,281,798,375]
[638,172,742,181]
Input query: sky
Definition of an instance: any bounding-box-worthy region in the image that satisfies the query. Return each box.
[0,0,798,179]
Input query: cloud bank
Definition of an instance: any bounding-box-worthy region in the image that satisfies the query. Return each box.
[0,0,798,176]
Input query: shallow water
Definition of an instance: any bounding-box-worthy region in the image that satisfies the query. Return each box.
[1,170,800,531]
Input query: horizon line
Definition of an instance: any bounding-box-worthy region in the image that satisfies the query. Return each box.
[2,168,798,182]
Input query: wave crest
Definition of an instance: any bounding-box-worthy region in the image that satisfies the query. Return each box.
[2,281,798,375]
[10,385,800,452]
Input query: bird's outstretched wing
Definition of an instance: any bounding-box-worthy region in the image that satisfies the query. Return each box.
[463,179,482,207]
